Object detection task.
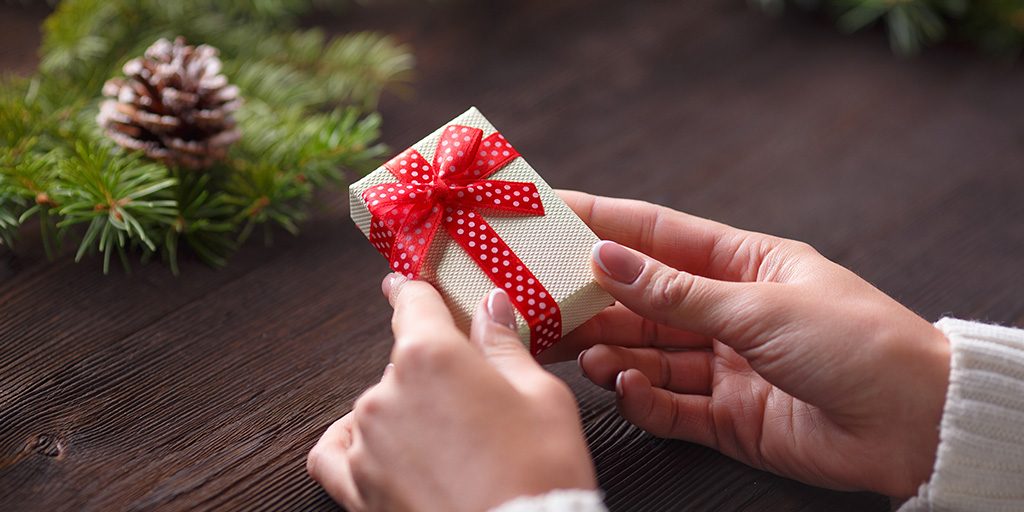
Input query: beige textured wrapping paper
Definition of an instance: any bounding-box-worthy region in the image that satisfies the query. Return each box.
[349,107,612,348]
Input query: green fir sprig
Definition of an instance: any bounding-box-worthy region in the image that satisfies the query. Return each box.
[0,0,414,273]
[752,0,1024,56]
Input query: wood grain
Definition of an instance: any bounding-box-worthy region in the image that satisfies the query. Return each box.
[2,1,1022,510]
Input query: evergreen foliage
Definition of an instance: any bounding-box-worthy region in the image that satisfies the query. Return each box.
[752,0,1024,56]
[0,0,413,273]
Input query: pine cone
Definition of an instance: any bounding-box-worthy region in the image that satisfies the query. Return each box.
[97,37,242,170]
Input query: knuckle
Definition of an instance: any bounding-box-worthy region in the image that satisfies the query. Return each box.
[480,332,525,356]
[536,376,577,408]
[783,239,818,258]
[639,316,660,346]
[347,444,373,484]
[657,351,674,388]
[353,389,384,419]
[648,268,695,313]
[392,336,452,369]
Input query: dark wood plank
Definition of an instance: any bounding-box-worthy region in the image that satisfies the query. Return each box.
[0,3,46,76]
[2,1,1022,511]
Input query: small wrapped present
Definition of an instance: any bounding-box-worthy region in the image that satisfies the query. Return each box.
[349,107,612,355]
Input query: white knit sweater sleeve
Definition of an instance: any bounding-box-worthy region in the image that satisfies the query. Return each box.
[899,318,1024,512]
[489,490,607,512]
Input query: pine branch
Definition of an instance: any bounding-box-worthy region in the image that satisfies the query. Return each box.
[0,173,23,248]
[292,109,387,185]
[836,0,966,55]
[228,29,414,110]
[165,169,236,273]
[223,160,311,245]
[754,0,1023,56]
[53,143,177,272]
[320,32,415,109]
[39,0,118,76]
[2,0,414,273]
[235,102,386,185]
[229,61,322,111]
[1,152,60,255]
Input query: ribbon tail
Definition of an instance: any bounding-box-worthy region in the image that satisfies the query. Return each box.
[444,208,562,355]
[367,216,395,260]
[388,206,444,279]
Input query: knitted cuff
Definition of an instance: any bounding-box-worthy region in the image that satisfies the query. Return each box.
[489,489,607,512]
[901,318,1024,512]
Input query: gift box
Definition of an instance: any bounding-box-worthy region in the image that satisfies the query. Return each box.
[349,107,612,355]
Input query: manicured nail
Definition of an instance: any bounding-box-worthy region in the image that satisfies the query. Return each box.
[486,288,517,331]
[381,273,404,299]
[593,241,643,284]
[615,370,626,398]
[577,349,590,378]
[382,363,395,379]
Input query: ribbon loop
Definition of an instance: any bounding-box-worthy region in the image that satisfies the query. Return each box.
[433,125,484,181]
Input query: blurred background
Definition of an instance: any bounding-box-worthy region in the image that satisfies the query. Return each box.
[2,0,1024,315]
[2,1,1022,319]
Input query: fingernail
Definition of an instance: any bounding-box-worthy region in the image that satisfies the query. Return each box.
[381,273,404,298]
[382,363,394,379]
[486,288,517,331]
[593,241,643,284]
[615,371,626,398]
[577,349,589,378]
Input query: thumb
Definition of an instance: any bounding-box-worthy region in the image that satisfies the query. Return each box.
[470,288,547,390]
[591,240,786,349]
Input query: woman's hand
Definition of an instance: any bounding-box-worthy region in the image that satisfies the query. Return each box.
[555,190,950,498]
[307,276,596,512]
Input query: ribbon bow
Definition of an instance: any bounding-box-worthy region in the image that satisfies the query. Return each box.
[362,124,562,354]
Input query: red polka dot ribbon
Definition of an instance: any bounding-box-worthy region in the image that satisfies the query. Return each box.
[362,125,562,355]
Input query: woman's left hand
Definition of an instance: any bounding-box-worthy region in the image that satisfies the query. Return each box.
[307,274,597,512]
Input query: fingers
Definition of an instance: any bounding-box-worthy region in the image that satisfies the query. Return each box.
[580,345,713,395]
[615,369,717,448]
[470,288,548,392]
[538,303,712,363]
[591,240,786,348]
[558,189,780,281]
[383,273,467,364]
[307,413,366,511]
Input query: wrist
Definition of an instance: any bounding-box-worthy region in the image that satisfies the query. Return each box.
[898,324,951,497]
[474,442,597,512]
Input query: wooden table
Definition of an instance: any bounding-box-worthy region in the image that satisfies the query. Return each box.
[3,2,1023,510]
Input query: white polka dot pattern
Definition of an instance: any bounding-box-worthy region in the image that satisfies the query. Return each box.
[442,208,562,353]
[360,124,561,354]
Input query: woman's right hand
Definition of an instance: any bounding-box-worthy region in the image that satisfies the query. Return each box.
[551,190,951,498]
